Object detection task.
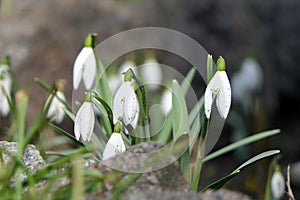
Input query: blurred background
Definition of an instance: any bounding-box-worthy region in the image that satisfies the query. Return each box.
[0,0,300,198]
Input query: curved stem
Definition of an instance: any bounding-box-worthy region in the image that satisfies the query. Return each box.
[90,91,114,132]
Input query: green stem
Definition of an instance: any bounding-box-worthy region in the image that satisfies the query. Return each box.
[90,91,114,135]
[129,69,151,142]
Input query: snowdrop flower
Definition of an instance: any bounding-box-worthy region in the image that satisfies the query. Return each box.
[0,58,12,117]
[113,79,139,131]
[73,33,97,90]
[103,122,126,160]
[103,132,126,160]
[160,88,172,116]
[204,56,231,119]
[271,171,285,199]
[74,94,95,141]
[47,91,66,124]
[232,58,263,101]
[141,56,162,91]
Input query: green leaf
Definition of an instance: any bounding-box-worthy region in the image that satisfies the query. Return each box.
[207,54,214,82]
[188,96,204,127]
[235,150,280,172]
[172,80,189,140]
[155,68,196,144]
[181,68,196,96]
[204,150,280,191]
[189,112,201,155]
[95,59,113,107]
[154,112,172,144]
[47,122,84,147]
[203,129,280,162]
[204,170,240,191]
[15,90,28,158]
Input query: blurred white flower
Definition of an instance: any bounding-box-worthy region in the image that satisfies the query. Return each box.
[232,58,263,101]
[108,74,120,93]
[160,89,172,116]
[205,71,231,119]
[74,101,95,141]
[47,91,66,124]
[73,47,97,90]
[119,60,137,76]
[141,57,162,91]
[271,171,285,199]
[113,81,139,131]
[102,132,126,160]
[0,64,12,117]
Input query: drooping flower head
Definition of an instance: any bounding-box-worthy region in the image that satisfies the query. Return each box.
[46,80,66,124]
[73,33,97,90]
[112,70,139,132]
[204,56,231,119]
[74,93,95,142]
[160,88,172,116]
[271,170,285,199]
[103,121,126,160]
[141,54,162,91]
[0,55,12,117]
[108,59,137,93]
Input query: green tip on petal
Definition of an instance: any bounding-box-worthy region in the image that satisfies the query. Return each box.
[274,164,281,172]
[123,69,133,82]
[114,121,122,133]
[84,33,97,48]
[145,51,155,60]
[216,56,226,71]
[85,92,92,102]
[1,55,11,66]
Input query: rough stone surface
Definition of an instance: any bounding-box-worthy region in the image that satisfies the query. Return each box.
[0,141,46,173]
[0,141,46,183]
[84,142,251,200]
[0,141,251,199]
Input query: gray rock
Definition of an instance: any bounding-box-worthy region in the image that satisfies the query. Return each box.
[0,141,46,182]
[84,142,251,200]
[0,141,251,199]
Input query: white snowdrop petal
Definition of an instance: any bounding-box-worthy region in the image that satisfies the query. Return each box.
[47,91,66,123]
[0,96,10,117]
[46,95,57,118]
[112,81,132,123]
[0,73,12,117]
[204,71,231,119]
[54,107,65,124]
[142,58,162,90]
[161,89,172,116]
[83,49,97,90]
[215,72,231,119]
[74,120,80,141]
[55,92,66,123]
[73,47,93,90]
[204,78,215,119]
[103,133,126,160]
[74,102,95,141]
[123,90,139,125]
[113,81,140,130]
[271,172,285,199]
